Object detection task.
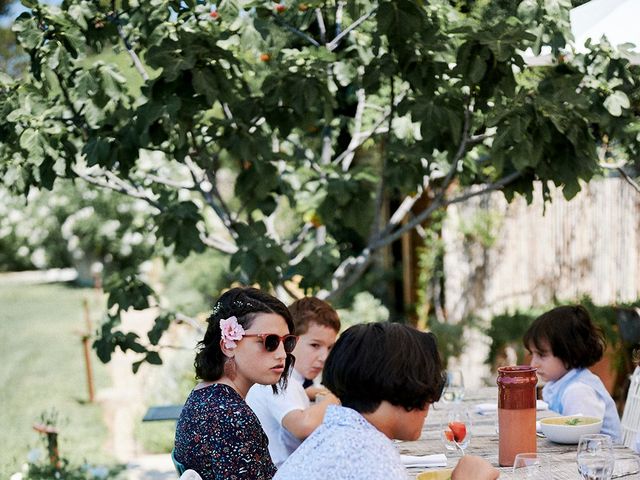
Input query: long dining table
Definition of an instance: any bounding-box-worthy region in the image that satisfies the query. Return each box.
[397,387,639,479]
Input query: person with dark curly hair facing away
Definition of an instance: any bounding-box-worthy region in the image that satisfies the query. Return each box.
[174,287,297,479]
[274,322,500,480]
[524,304,622,441]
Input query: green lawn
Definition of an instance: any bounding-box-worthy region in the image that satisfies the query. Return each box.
[0,282,114,477]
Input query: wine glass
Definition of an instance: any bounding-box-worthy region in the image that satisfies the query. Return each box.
[576,434,615,480]
[442,370,465,403]
[512,453,552,479]
[441,408,471,455]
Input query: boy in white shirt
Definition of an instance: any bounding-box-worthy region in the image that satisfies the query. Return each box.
[246,297,340,467]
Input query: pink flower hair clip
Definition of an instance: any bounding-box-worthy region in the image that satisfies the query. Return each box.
[220,316,245,349]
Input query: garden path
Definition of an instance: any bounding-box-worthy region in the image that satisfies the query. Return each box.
[98,308,175,480]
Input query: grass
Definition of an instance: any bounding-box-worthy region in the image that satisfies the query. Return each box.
[0,282,115,477]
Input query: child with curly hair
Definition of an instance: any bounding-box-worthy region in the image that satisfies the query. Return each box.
[524,305,621,441]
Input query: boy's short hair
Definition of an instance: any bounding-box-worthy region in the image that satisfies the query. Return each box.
[323,322,445,414]
[523,305,605,369]
[288,297,340,336]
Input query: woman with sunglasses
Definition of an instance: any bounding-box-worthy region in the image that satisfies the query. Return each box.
[174,287,297,480]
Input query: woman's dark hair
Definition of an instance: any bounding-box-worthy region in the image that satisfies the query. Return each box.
[194,287,295,392]
[323,322,445,414]
[523,305,605,369]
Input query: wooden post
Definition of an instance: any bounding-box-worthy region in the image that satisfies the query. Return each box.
[33,423,61,469]
[92,270,102,292]
[82,298,95,403]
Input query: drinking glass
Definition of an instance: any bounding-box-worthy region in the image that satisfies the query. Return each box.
[441,407,471,455]
[512,453,552,479]
[576,434,615,480]
[442,370,465,403]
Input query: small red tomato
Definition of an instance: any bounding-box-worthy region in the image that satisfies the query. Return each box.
[448,421,467,442]
[210,11,219,19]
[275,4,287,13]
[260,53,271,62]
[444,429,455,442]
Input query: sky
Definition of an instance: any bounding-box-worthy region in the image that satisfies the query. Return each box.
[0,0,61,27]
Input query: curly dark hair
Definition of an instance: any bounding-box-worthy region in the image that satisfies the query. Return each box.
[323,322,445,414]
[523,305,606,369]
[194,287,295,392]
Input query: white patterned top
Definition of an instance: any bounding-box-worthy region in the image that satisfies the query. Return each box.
[273,405,407,480]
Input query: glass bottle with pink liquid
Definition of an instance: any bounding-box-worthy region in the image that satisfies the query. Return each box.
[497,366,538,467]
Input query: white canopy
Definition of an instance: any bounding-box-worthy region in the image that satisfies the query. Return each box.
[571,0,639,53]
[523,0,640,65]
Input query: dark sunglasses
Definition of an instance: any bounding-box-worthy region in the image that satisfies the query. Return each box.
[243,333,298,353]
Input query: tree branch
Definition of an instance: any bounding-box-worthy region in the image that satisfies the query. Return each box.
[375,100,473,242]
[335,1,345,37]
[175,312,205,335]
[73,167,162,210]
[335,92,405,169]
[52,70,87,137]
[184,134,236,233]
[221,103,237,129]
[272,14,321,47]
[324,100,512,300]
[370,77,396,238]
[146,174,195,190]
[336,88,366,171]
[76,165,240,256]
[205,170,237,229]
[318,248,374,301]
[199,231,238,254]
[375,170,522,249]
[327,7,377,52]
[450,103,473,170]
[322,79,396,301]
[110,4,149,82]
[315,8,326,45]
[468,132,494,147]
[283,223,314,256]
[320,126,333,165]
[600,162,640,194]
[117,25,149,81]
[616,167,640,194]
[321,171,522,300]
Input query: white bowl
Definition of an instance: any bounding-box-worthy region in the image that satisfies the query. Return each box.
[539,415,603,444]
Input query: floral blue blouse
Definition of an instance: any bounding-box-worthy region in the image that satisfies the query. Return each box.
[174,383,277,480]
[274,405,407,480]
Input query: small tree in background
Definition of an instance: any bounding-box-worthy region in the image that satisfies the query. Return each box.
[1,0,638,368]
